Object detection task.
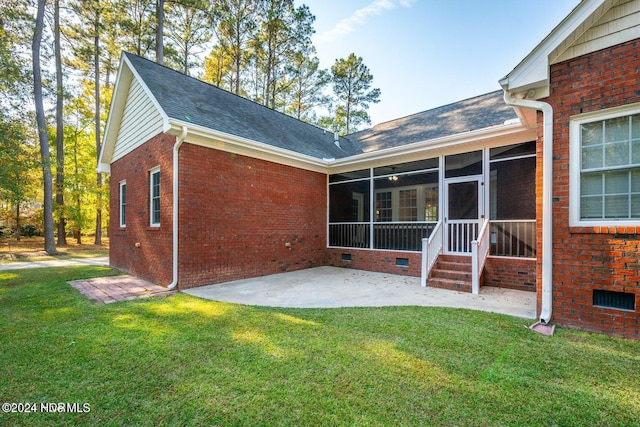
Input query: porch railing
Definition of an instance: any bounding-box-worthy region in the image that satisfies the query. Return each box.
[421,220,443,287]
[471,218,490,295]
[328,223,370,248]
[447,220,479,254]
[373,222,436,251]
[490,220,536,258]
[328,222,436,251]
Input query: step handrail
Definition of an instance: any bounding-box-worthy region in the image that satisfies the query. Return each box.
[421,220,444,287]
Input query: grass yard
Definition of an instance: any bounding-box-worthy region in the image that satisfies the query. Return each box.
[1,266,639,426]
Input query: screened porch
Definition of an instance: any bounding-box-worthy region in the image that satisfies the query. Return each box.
[328,141,537,258]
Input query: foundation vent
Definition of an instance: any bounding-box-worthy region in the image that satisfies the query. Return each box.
[593,290,635,311]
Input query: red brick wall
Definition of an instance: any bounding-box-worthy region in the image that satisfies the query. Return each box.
[326,248,422,277]
[543,39,640,339]
[176,143,327,288]
[484,257,535,292]
[109,133,174,286]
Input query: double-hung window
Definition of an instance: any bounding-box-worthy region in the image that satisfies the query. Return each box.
[571,106,640,225]
[119,180,126,228]
[150,167,161,226]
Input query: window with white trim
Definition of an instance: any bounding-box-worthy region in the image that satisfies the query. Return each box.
[150,167,160,226]
[572,108,640,224]
[119,180,126,228]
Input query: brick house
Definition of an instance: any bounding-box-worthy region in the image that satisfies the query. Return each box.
[99,0,640,338]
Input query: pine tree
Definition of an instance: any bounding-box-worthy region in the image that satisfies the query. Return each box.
[32,0,58,255]
[328,53,381,134]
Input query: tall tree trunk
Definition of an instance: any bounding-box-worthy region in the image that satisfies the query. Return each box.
[156,0,164,64]
[32,0,57,255]
[55,0,66,245]
[15,203,21,242]
[94,22,102,245]
[75,195,82,244]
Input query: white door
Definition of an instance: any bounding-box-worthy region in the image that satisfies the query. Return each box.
[445,178,483,254]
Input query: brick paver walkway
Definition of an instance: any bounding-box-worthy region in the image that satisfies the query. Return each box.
[68,275,174,304]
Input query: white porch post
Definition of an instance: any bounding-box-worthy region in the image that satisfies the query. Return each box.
[421,237,428,287]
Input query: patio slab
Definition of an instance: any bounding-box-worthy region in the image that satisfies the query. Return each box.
[68,275,174,304]
[183,266,537,319]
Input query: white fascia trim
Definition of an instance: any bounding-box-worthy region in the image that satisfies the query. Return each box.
[168,120,329,173]
[327,122,533,171]
[98,54,172,174]
[98,57,130,174]
[501,0,608,96]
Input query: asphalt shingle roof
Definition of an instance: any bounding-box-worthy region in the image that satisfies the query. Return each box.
[125,53,361,160]
[344,91,517,153]
[127,53,517,160]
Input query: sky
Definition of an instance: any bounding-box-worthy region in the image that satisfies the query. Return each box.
[298,0,581,126]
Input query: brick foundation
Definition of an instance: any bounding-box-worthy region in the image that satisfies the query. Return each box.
[484,257,536,292]
[326,248,422,277]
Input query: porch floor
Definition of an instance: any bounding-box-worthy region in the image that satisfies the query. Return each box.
[183,266,536,319]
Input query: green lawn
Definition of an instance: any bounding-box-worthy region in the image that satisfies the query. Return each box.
[1,267,639,426]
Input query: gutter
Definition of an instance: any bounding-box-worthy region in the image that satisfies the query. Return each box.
[167,125,188,290]
[502,90,553,324]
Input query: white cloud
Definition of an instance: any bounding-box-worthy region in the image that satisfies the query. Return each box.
[314,0,415,44]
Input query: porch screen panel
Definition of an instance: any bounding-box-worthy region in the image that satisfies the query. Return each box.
[489,157,535,220]
[373,171,438,251]
[445,150,482,178]
[489,142,536,257]
[329,180,370,222]
[329,180,370,248]
[447,181,478,220]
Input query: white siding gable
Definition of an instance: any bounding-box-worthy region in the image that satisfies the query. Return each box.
[551,0,640,64]
[112,77,165,162]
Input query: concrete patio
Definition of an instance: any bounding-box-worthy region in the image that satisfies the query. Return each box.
[183,266,537,319]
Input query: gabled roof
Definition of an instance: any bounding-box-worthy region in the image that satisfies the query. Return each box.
[127,53,361,158]
[100,54,530,174]
[99,53,362,173]
[345,91,517,153]
[500,0,640,97]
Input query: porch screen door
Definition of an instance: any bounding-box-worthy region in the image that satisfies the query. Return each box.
[446,179,482,254]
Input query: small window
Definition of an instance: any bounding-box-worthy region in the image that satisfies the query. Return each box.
[593,290,635,311]
[119,181,126,228]
[399,189,417,221]
[150,168,160,226]
[376,191,393,221]
[341,253,352,261]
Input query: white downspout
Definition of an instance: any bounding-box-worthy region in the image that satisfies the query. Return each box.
[167,126,188,290]
[503,91,553,324]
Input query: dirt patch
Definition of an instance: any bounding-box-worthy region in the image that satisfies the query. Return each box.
[0,237,109,261]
